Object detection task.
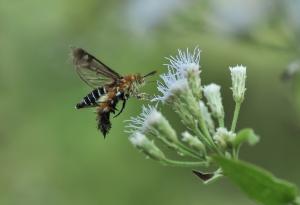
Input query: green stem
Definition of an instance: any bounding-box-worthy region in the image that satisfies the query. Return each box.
[198,109,223,155]
[218,117,224,127]
[176,142,204,159]
[232,146,240,160]
[231,102,241,160]
[231,102,241,132]
[195,126,222,156]
[163,159,208,168]
[156,133,202,159]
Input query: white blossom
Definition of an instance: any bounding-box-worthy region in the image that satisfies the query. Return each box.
[229,65,247,103]
[166,47,201,77]
[129,132,148,147]
[126,105,161,133]
[126,105,178,143]
[153,69,188,102]
[213,127,236,148]
[154,47,202,102]
[203,83,224,120]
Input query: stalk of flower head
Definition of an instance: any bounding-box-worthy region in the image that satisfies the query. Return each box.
[229,65,247,159]
[126,105,205,161]
[230,65,247,132]
[126,47,254,178]
[124,48,300,205]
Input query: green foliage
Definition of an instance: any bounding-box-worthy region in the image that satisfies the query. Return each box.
[214,156,299,205]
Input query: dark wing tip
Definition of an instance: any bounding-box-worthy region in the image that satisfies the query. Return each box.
[71,47,86,61]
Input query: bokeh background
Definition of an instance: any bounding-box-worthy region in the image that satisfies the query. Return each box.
[1,0,300,204]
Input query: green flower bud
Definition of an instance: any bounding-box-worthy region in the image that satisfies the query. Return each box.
[129,132,166,161]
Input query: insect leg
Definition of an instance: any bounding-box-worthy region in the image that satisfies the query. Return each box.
[113,100,126,118]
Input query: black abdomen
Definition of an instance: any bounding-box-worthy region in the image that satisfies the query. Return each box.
[76,87,106,109]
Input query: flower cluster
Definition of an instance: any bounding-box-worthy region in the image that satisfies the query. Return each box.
[126,47,258,182]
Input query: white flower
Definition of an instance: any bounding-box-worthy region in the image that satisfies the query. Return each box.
[126,105,160,133]
[153,69,188,102]
[129,132,148,147]
[229,65,247,103]
[166,47,201,76]
[203,83,224,120]
[213,127,236,148]
[154,47,201,102]
[126,105,178,143]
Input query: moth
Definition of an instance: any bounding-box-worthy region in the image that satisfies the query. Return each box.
[72,47,156,137]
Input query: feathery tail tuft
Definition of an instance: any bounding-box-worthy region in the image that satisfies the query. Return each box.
[97,110,112,138]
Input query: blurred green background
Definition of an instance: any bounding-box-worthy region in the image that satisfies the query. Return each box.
[1,0,300,204]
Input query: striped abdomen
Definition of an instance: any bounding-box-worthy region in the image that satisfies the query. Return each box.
[76,87,107,109]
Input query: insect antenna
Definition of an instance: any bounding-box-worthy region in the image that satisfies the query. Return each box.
[143,70,157,78]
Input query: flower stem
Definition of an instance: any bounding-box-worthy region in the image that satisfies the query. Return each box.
[195,125,222,156]
[218,117,224,128]
[231,102,241,132]
[163,159,208,168]
[231,102,241,159]
[154,132,203,159]
[176,143,204,159]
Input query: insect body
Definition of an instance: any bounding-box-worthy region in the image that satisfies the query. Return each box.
[72,47,156,137]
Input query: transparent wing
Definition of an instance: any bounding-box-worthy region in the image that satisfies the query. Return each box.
[75,65,114,88]
[72,47,122,88]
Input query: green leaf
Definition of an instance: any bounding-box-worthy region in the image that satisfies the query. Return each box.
[231,128,259,147]
[214,156,299,205]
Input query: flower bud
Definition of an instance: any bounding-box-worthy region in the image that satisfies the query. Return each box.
[199,101,215,134]
[129,132,166,161]
[181,131,206,154]
[213,127,236,149]
[203,84,224,121]
[229,65,247,103]
[186,68,202,100]
[145,110,179,144]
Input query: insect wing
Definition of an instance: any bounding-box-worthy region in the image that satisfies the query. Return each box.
[72,47,122,88]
